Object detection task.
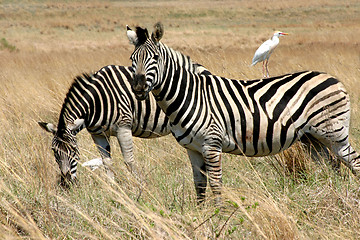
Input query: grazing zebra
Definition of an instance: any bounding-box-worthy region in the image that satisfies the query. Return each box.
[39,61,210,184]
[126,24,360,203]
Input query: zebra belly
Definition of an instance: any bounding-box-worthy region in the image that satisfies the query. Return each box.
[170,124,208,152]
[87,123,120,136]
[171,123,303,157]
[222,134,300,157]
[168,107,306,156]
[220,113,308,157]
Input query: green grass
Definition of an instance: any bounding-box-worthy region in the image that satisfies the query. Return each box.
[0,38,17,52]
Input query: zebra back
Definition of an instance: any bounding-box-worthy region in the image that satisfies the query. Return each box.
[59,65,170,138]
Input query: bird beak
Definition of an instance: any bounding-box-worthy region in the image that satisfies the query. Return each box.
[281,32,289,35]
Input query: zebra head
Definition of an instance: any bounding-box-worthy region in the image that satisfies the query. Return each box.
[127,23,164,100]
[38,119,84,186]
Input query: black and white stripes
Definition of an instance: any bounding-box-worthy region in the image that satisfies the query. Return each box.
[39,62,209,183]
[127,24,360,203]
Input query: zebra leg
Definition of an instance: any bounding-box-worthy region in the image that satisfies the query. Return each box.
[202,121,224,204]
[202,144,223,204]
[116,125,137,174]
[308,127,360,176]
[187,149,207,204]
[91,133,111,159]
[331,140,360,175]
[300,134,340,172]
[91,133,114,179]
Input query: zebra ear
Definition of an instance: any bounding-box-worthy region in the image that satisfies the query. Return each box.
[68,118,85,132]
[38,122,57,135]
[126,25,138,46]
[151,22,164,44]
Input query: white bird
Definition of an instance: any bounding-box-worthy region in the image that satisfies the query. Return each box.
[82,158,103,171]
[251,31,288,78]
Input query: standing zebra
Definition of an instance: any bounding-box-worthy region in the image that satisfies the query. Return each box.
[127,24,360,203]
[39,56,210,184]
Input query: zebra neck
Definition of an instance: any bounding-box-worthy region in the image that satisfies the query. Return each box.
[57,97,88,135]
[154,64,206,125]
[57,109,86,135]
[159,43,197,75]
[56,74,96,133]
[150,44,210,124]
[156,44,191,89]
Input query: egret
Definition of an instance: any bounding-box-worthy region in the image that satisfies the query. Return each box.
[251,31,288,78]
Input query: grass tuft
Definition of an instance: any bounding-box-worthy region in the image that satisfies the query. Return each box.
[0,38,17,52]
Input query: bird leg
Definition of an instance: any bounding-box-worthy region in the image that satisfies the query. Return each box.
[262,61,266,78]
[265,59,270,78]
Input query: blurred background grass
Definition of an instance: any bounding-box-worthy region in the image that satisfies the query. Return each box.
[1,0,360,239]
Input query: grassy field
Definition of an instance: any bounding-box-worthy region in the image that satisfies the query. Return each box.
[1,0,360,239]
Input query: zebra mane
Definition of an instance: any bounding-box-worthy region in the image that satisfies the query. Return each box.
[65,73,94,100]
[73,73,94,86]
[57,73,94,134]
[135,26,149,46]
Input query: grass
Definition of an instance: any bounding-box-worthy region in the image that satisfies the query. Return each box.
[1,0,360,239]
[0,38,17,52]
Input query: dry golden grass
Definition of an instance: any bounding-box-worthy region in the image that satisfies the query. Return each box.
[1,0,360,239]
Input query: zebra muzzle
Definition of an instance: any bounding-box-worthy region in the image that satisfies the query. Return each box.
[133,74,153,100]
[132,83,153,101]
[133,90,148,100]
[59,172,77,188]
[59,163,77,181]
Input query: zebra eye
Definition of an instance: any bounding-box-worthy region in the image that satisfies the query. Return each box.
[153,54,159,61]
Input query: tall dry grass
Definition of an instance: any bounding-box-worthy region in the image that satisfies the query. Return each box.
[1,0,360,239]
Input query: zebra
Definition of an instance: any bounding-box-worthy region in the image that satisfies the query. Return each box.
[126,24,360,203]
[39,57,210,185]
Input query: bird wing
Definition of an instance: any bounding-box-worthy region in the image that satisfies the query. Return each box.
[252,39,272,65]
